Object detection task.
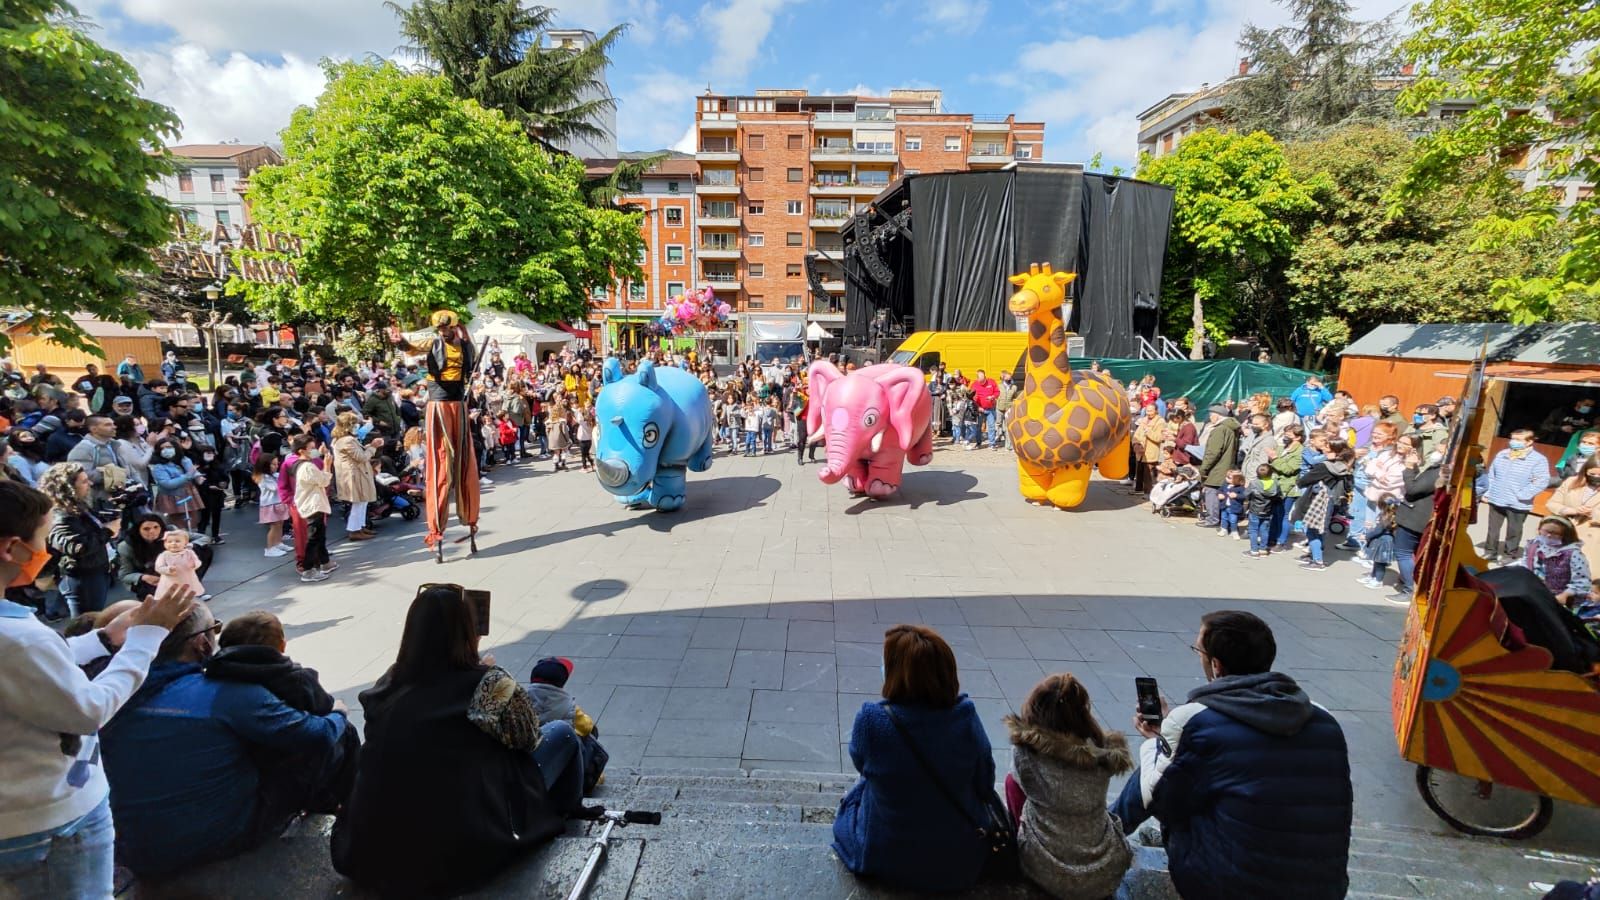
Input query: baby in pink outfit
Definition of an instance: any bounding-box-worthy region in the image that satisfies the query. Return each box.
[155,530,207,599]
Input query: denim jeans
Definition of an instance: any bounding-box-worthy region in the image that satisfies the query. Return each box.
[1219,509,1239,533]
[761,426,773,453]
[983,408,998,446]
[59,569,111,617]
[1395,526,1422,592]
[1271,496,1295,548]
[744,432,758,455]
[1307,528,1325,564]
[0,796,115,900]
[1344,491,1369,546]
[1248,514,1271,552]
[1111,770,1149,835]
[534,721,585,817]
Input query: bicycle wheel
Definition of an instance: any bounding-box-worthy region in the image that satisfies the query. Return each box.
[1414,765,1553,839]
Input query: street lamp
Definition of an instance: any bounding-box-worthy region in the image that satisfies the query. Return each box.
[201,282,223,387]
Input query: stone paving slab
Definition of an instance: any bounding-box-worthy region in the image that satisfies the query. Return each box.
[196,444,1600,858]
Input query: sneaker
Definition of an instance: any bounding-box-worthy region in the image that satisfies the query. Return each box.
[1355,550,1369,562]
[300,569,329,583]
[197,593,213,602]
[1231,532,1242,540]
[1384,588,1413,605]
[1355,575,1381,589]
[1298,560,1329,570]
[321,560,340,573]
[1362,578,1389,591]
[1216,527,1227,536]
[1242,550,1262,559]
[265,546,290,558]
[1297,552,1312,561]
[1335,542,1361,552]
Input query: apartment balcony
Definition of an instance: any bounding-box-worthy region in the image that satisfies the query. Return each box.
[698,112,737,131]
[810,182,888,197]
[967,148,1014,166]
[697,245,741,260]
[810,297,846,318]
[695,182,740,195]
[695,148,739,162]
[698,214,741,228]
[820,279,845,292]
[810,146,898,163]
[810,213,853,229]
[700,277,742,292]
[971,115,1011,132]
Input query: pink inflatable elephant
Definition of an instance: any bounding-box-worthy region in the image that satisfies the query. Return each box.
[806,361,934,499]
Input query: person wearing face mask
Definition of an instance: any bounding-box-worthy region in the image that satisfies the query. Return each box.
[0,480,194,898]
[1481,428,1554,563]
[1556,428,1600,482]
[96,601,354,878]
[147,437,205,532]
[1512,515,1592,608]
[1376,395,1406,433]
[1538,397,1596,446]
[1110,610,1352,899]
[42,462,122,618]
[284,434,334,582]
[67,414,137,511]
[196,439,230,544]
[1389,439,1445,603]
[1405,404,1449,461]
[1547,455,1600,585]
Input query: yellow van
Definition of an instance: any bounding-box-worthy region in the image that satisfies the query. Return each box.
[889,331,1030,382]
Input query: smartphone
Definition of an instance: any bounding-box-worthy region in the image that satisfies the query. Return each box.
[1135,677,1163,726]
[464,589,491,637]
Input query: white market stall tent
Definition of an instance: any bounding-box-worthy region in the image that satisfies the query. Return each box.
[465,305,574,364]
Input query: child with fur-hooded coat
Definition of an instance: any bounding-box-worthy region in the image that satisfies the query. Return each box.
[1004,674,1135,900]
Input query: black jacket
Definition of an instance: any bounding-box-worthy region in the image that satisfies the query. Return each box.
[48,508,112,575]
[1395,464,1441,535]
[424,336,476,402]
[206,645,335,715]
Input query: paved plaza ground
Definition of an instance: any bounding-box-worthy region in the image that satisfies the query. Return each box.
[197,440,1600,861]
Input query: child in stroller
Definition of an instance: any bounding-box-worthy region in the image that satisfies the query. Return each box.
[1150,462,1203,518]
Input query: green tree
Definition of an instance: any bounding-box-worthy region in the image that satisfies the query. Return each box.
[1230,0,1402,141]
[1283,125,1565,365]
[233,60,643,328]
[0,0,180,352]
[1397,0,1600,320]
[1139,130,1320,359]
[391,0,621,148]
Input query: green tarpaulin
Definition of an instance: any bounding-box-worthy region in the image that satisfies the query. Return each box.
[1069,358,1327,408]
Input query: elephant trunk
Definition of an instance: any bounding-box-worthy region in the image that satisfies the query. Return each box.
[816,432,855,484]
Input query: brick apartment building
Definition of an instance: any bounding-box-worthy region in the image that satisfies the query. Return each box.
[588,89,1043,359]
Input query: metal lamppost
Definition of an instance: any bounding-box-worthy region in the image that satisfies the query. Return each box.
[201,282,224,387]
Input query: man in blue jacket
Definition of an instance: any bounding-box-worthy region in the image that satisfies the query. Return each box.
[1290,376,1332,422]
[1110,610,1352,899]
[99,605,356,876]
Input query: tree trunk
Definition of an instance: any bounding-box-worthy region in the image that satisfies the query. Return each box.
[1190,288,1205,360]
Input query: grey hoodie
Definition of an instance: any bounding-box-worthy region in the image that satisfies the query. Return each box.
[1187,672,1313,737]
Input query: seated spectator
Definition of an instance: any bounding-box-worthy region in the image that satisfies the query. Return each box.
[208,611,336,716]
[1514,515,1592,608]
[526,656,608,794]
[1003,673,1136,900]
[1110,611,1352,899]
[116,513,213,601]
[833,624,998,893]
[98,604,355,877]
[0,480,193,898]
[331,585,574,897]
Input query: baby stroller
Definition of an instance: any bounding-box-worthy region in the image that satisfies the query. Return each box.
[372,472,423,522]
[1150,465,1202,518]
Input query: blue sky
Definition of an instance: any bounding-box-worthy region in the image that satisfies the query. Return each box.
[74,0,1406,170]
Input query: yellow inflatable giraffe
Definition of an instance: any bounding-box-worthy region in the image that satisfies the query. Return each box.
[1005,264,1132,509]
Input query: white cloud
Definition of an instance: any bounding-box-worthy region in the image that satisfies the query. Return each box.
[616,69,705,150]
[671,122,698,153]
[921,0,989,31]
[127,44,326,145]
[699,0,795,82]
[111,0,396,59]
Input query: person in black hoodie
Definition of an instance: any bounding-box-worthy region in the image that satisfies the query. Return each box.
[1294,442,1355,571]
[208,611,336,715]
[1392,442,1444,603]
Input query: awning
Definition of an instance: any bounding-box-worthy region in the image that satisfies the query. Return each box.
[554,321,592,340]
[1438,364,1600,387]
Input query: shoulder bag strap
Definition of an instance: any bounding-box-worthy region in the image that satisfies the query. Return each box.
[882,704,984,833]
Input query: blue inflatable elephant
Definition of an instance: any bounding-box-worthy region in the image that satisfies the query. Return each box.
[593,358,715,511]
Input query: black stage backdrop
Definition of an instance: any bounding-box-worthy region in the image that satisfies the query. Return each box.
[842,167,1173,358]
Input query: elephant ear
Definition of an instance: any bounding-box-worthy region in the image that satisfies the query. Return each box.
[806,360,843,436]
[878,365,925,448]
[603,357,624,385]
[636,361,658,389]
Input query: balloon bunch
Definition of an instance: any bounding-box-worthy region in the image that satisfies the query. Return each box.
[646,286,731,337]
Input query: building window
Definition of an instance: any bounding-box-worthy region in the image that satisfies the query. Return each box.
[786,263,802,277]
[817,169,849,185]
[666,245,684,264]
[749,233,765,247]
[787,133,803,150]
[786,200,803,215]
[748,167,765,182]
[748,201,764,215]
[786,232,803,247]
[748,295,765,309]
[704,169,735,186]
[177,171,194,192]
[664,206,683,226]
[859,169,889,185]
[904,136,921,151]
[944,136,961,151]
[704,200,734,218]
[747,133,765,150]
[704,233,736,251]
[215,210,231,227]
[210,173,226,192]
[180,208,198,226]
[635,246,648,264]
[1016,144,1033,159]
[815,199,851,219]
[786,167,802,182]
[702,136,735,153]
[749,263,765,278]
[629,283,646,301]
[667,281,685,297]
[785,295,802,310]
[667,180,681,193]
[590,285,608,301]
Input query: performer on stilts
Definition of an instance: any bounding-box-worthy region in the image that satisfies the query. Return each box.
[419,311,479,563]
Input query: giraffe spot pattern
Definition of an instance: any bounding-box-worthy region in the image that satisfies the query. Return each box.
[1060,443,1082,463]
[1024,419,1044,437]
[1053,352,1073,372]
[1024,374,1037,393]
[1041,375,1064,396]
[1030,320,1046,340]
[1029,345,1049,365]
[1043,402,1061,421]
[1041,430,1063,450]
[1091,419,1110,442]
[1049,326,1066,346]
[1068,406,1090,430]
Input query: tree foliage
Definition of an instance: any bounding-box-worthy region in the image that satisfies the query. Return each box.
[391,0,622,148]
[1230,0,1402,141]
[233,60,644,328]
[1397,0,1600,320]
[0,0,180,352]
[1138,130,1320,359]
[1283,125,1565,364]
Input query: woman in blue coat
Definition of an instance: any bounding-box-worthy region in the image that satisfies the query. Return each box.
[834,624,995,892]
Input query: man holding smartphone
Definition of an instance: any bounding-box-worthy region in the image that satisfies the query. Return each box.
[1110,611,1352,900]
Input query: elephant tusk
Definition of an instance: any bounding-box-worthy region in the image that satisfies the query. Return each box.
[869,431,884,455]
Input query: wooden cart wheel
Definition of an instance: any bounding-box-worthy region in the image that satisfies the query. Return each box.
[1415,765,1554,839]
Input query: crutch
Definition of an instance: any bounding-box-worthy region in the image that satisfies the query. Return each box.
[565,806,661,900]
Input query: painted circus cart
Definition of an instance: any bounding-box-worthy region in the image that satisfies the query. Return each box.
[1392,356,1600,838]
